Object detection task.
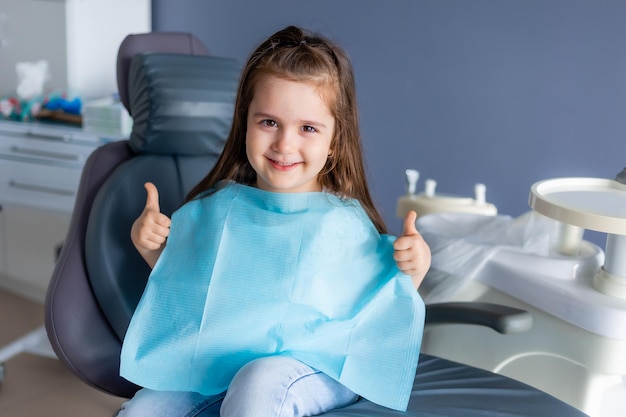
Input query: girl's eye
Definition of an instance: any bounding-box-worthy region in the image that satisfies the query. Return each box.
[262,119,277,127]
[302,125,318,133]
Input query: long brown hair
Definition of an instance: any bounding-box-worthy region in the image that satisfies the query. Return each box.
[186,25,387,233]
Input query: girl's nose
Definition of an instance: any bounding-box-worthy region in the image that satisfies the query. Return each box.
[273,129,296,153]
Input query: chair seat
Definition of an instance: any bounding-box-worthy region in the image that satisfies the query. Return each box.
[172,354,587,416]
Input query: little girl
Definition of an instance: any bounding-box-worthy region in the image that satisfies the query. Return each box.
[117,25,431,417]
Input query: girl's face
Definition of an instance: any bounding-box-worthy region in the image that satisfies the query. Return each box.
[246,75,335,193]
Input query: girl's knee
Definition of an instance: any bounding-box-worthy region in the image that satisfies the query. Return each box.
[221,356,357,417]
[233,356,312,387]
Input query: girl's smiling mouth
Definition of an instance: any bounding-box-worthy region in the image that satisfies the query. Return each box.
[267,157,302,170]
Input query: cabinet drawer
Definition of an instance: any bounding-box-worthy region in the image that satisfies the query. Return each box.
[0,134,94,168]
[0,159,81,212]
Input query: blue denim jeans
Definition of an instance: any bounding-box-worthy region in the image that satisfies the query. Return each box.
[115,356,358,417]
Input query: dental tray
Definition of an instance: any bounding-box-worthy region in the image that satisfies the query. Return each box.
[530,176,626,299]
[529,177,626,235]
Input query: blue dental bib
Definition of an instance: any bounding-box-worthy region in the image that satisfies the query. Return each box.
[120,183,424,411]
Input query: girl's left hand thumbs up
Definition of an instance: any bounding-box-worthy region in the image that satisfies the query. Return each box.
[393,210,431,289]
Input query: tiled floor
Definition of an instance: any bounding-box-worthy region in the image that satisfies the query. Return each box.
[0,289,124,417]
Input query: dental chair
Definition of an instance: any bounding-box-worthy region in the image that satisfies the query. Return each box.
[44,32,588,416]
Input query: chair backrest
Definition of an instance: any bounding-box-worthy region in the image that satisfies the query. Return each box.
[116,32,210,114]
[44,32,239,398]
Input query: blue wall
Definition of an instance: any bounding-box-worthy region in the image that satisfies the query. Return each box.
[152,0,625,245]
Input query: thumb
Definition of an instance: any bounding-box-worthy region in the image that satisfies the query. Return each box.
[401,210,418,237]
[143,182,161,212]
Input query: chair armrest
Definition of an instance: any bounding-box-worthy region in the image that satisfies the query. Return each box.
[425,302,533,334]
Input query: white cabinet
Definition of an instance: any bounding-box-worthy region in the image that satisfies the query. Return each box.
[0,206,5,283]
[0,0,151,99]
[1,205,70,300]
[0,120,111,302]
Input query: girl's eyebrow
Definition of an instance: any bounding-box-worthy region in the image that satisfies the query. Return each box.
[252,111,328,129]
[251,111,277,120]
[301,119,328,129]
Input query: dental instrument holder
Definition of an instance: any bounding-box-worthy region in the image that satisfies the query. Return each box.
[397,169,497,219]
[529,177,626,299]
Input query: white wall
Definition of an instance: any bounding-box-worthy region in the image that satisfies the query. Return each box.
[0,0,151,100]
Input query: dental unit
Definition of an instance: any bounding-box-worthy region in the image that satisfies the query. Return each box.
[398,168,626,417]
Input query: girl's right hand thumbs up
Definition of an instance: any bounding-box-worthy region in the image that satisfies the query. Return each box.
[131,182,171,268]
[143,181,161,213]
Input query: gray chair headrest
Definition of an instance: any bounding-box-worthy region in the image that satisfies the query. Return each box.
[127,53,240,156]
[116,32,210,114]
